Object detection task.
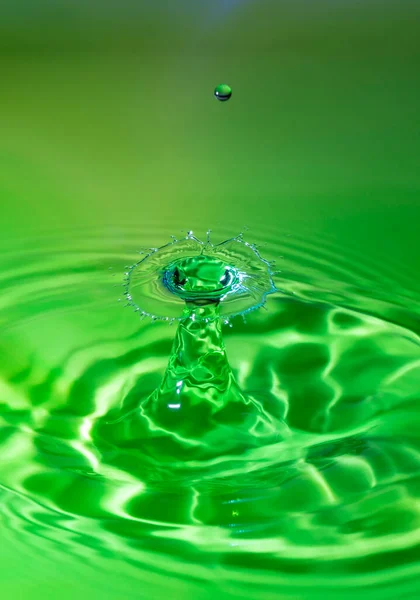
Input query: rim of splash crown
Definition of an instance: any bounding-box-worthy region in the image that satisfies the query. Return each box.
[119,230,280,325]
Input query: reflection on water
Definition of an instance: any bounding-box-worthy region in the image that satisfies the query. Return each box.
[0,225,419,599]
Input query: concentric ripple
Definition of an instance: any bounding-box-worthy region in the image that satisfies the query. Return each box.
[0,224,419,600]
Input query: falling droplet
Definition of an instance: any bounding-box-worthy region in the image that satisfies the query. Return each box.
[214,83,232,102]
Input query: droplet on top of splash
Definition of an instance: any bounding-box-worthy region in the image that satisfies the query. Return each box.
[122,231,278,324]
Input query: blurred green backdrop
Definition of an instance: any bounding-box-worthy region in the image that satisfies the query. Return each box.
[1,1,419,274]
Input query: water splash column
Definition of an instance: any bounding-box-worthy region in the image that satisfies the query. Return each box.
[149,256,251,434]
[111,232,281,450]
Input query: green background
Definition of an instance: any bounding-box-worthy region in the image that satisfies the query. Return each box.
[0,2,419,599]
[1,1,419,270]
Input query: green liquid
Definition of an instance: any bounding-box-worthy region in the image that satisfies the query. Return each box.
[1,0,420,592]
[1,227,420,600]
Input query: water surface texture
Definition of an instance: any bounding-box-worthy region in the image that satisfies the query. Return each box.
[1,224,419,600]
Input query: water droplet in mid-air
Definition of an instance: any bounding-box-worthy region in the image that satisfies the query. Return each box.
[214,83,232,102]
